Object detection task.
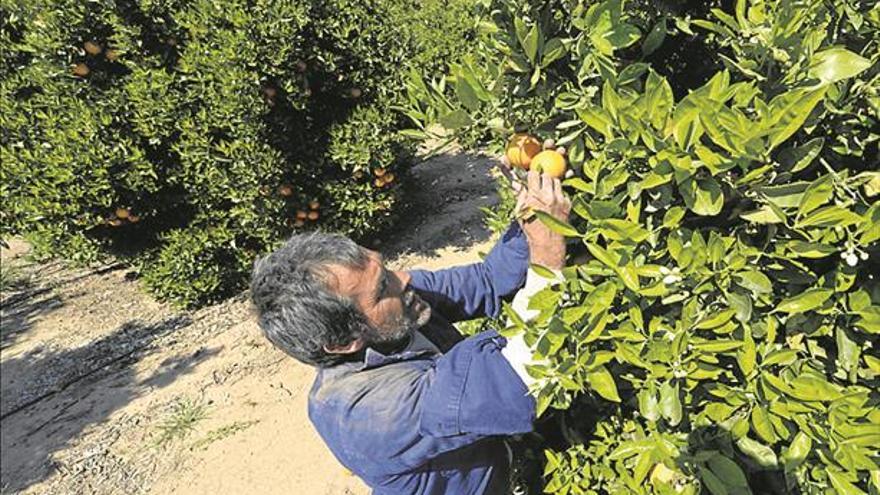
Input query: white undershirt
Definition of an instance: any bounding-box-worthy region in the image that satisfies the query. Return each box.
[500,268,563,388]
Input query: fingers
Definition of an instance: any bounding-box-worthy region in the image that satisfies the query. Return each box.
[527,169,541,193]
[553,176,563,199]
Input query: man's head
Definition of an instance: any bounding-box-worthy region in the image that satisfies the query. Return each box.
[249,232,431,366]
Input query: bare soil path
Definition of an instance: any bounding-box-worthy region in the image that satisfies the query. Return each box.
[0,152,501,495]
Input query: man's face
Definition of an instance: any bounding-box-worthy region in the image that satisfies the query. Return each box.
[324,249,432,351]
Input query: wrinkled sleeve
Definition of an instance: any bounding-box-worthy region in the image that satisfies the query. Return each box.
[418,330,536,438]
[406,221,529,323]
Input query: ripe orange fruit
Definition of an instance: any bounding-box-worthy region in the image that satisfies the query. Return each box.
[382,173,395,184]
[505,133,541,170]
[307,211,319,221]
[296,210,308,220]
[115,208,130,219]
[374,178,385,188]
[294,219,306,227]
[530,150,567,178]
[278,184,293,197]
[128,214,141,223]
[73,64,90,77]
[84,41,102,55]
[105,49,119,61]
[374,168,386,177]
[108,219,123,227]
[309,200,320,210]
[349,88,362,98]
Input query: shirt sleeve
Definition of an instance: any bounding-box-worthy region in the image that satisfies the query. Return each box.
[419,330,536,438]
[501,268,564,388]
[406,221,530,323]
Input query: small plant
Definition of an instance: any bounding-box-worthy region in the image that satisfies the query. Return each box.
[189,420,260,451]
[152,398,208,448]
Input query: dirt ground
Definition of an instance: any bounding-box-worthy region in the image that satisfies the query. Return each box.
[0,151,503,495]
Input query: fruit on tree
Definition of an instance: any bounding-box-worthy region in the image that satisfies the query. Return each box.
[105,49,119,61]
[530,150,567,178]
[374,178,385,188]
[309,200,320,210]
[294,219,305,227]
[505,133,541,170]
[108,219,123,227]
[73,64,90,77]
[278,184,293,196]
[373,167,386,177]
[307,211,319,220]
[296,210,308,220]
[353,170,364,180]
[349,88,362,98]
[84,41,102,55]
[115,208,130,219]
[128,214,141,223]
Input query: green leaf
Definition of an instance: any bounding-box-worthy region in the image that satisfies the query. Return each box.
[454,75,480,111]
[797,174,834,217]
[750,406,777,444]
[738,326,756,375]
[660,381,682,426]
[522,24,540,64]
[766,88,827,150]
[695,308,736,330]
[587,365,621,402]
[740,206,785,224]
[796,205,863,228]
[682,177,724,216]
[438,109,472,130]
[809,48,872,84]
[775,288,833,314]
[781,431,812,468]
[778,138,823,173]
[736,436,778,468]
[698,466,729,495]
[596,219,649,243]
[533,211,581,237]
[735,271,772,294]
[641,17,666,56]
[827,469,867,495]
[707,455,749,488]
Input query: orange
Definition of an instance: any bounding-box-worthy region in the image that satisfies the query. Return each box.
[307,211,320,221]
[84,41,102,55]
[296,210,308,220]
[505,133,541,170]
[530,150,567,178]
[374,178,385,188]
[382,173,395,184]
[278,184,293,197]
[294,219,306,227]
[108,219,123,227]
[73,63,90,77]
[105,50,119,61]
[128,215,141,223]
[309,200,320,210]
[115,208,130,219]
[373,167,386,177]
[350,88,362,98]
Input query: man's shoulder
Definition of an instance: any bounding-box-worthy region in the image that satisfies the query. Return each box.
[308,358,431,414]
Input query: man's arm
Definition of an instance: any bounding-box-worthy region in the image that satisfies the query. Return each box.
[404,220,530,322]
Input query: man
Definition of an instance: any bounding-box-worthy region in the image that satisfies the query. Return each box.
[250,170,571,494]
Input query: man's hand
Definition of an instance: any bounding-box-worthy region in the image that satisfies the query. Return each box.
[512,169,571,270]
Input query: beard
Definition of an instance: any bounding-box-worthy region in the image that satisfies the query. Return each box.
[364,289,432,348]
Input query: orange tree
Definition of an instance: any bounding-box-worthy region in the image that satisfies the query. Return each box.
[0,0,477,307]
[405,0,879,493]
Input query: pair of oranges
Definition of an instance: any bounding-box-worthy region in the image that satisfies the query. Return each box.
[107,208,140,227]
[504,133,568,178]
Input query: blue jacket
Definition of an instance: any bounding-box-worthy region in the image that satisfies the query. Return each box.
[308,222,537,494]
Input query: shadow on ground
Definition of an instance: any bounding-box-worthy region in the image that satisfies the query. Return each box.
[0,314,212,493]
[378,152,500,261]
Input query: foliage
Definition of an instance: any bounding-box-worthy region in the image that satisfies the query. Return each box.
[406,0,880,493]
[0,0,478,307]
[152,397,208,448]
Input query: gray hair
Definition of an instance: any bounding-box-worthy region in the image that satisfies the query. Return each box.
[249,232,370,367]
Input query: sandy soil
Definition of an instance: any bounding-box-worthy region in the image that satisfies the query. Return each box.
[0,151,502,495]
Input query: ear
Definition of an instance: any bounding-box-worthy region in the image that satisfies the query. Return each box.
[324,337,365,355]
